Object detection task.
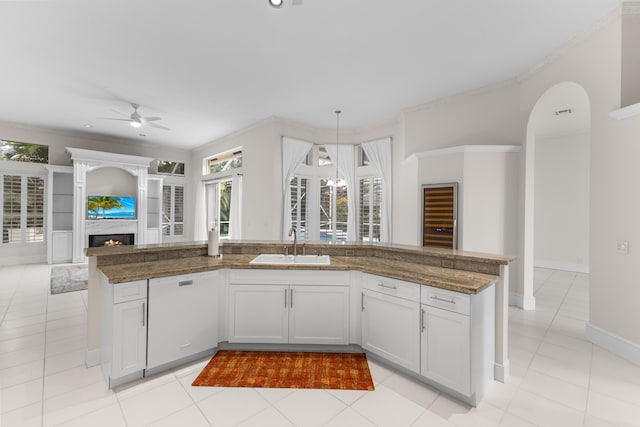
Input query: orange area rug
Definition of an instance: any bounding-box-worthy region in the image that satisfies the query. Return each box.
[192,350,374,391]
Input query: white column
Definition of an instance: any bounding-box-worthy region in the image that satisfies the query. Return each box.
[494,264,510,382]
[137,168,148,245]
[72,160,88,264]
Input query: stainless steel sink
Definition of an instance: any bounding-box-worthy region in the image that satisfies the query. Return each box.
[250,254,330,265]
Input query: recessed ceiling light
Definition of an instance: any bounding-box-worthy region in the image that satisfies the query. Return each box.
[83,124,93,128]
[269,0,283,8]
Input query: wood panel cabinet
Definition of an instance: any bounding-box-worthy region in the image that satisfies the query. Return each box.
[147,272,220,369]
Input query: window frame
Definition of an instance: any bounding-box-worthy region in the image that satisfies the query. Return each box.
[1,172,46,246]
[162,183,185,238]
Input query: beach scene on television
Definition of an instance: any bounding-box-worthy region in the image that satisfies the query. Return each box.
[87,196,136,219]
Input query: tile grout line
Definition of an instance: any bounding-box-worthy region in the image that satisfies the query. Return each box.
[40,267,52,427]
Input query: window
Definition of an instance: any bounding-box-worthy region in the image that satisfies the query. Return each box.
[162,184,184,237]
[319,178,348,243]
[356,145,370,167]
[289,177,308,240]
[0,140,48,164]
[207,150,242,174]
[285,139,390,243]
[2,174,45,244]
[157,160,185,176]
[206,179,232,239]
[359,177,382,242]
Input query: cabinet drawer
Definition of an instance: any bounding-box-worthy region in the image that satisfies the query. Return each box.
[113,280,147,304]
[422,286,470,316]
[362,274,420,302]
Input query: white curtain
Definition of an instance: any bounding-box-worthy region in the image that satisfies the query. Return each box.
[282,137,313,239]
[228,174,243,240]
[325,144,357,241]
[193,180,208,241]
[362,138,392,242]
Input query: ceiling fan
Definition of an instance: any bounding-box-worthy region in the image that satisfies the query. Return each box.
[98,103,170,131]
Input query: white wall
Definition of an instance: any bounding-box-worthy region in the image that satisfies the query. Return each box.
[87,167,137,198]
[463,151,519,255]
[534,132,590,272]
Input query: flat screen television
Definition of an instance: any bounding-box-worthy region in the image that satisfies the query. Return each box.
[87,195,136,219]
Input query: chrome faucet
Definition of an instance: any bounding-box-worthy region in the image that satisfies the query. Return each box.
[288,226,297,256]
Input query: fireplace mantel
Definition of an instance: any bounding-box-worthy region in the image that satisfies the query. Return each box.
[66,148,154,263]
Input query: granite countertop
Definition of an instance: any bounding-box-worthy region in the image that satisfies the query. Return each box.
[97,254,498,294]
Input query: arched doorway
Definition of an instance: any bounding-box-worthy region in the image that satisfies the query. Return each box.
[521,82,590,309]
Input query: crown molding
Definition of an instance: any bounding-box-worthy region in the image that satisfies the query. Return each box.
[402,79,519,115]
[609,102,640,119]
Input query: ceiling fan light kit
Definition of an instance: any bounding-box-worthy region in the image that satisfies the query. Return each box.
[98,103,170,131]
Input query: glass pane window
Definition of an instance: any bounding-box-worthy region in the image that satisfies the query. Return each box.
[359,177,382,242]
[162,184,185,237]
[206,180,232,239]
[2,174,45,244]
[0,140,48,164]
[319,178,348,243]
[318,146,333,167]
[26,177,45,242]
[157,160,185,176]
[208,150,242,174]
[357,145,370,167]
[290,177,308,241]
[3,175,21,244]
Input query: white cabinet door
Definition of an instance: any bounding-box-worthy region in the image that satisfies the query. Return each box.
[421,304,470,395]
[112,299,147,379]
[289,285,349,345]
[361,289,420,373]
[147,272,219,369]
[228,284,288,343]
[51,231,72,263]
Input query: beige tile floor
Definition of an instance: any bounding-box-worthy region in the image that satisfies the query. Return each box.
[1,264,640,426]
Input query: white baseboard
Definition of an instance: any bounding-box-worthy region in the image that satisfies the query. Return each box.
[586,323,640,366]
[0,254,47,267]
[85,348,101,368]
[494,361,510,383]
[509,292,536,310]
[534,259,589,274]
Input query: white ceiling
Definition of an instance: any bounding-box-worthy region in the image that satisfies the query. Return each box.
[0,0,625,149]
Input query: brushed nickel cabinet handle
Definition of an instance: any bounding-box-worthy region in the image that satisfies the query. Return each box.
[378,283,397,290]
[178,280,193,287]
[431,295,456,304]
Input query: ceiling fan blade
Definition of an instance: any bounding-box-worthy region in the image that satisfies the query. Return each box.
[147,122,170,131]
[97,117,134,122]
[109,109,130,118]
[142,117,162,122]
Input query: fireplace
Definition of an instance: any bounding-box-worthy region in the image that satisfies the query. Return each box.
[88,233,135,248]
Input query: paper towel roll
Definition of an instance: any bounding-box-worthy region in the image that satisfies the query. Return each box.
[208,230,219,257]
